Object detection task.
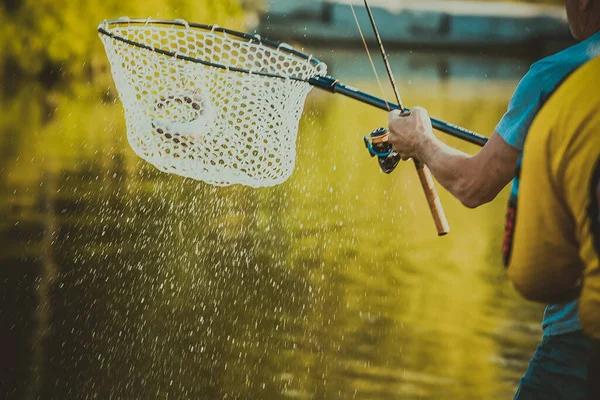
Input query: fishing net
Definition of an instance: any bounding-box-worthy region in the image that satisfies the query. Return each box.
[98,18,328,187]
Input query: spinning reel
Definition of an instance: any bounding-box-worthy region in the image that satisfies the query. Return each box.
[363,127,401,174]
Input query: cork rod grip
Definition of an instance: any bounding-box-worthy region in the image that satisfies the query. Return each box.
[413,159,450,236]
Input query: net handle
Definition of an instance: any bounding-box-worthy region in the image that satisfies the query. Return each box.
[97,18,489,148]
[98,18,487,147]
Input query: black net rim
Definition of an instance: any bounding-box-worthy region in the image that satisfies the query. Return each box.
[97,18,326,83]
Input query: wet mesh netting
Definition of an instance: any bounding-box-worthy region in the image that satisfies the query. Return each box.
[99,19,327,187]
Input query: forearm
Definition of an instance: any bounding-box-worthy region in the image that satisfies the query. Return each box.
[387,109,519,208]
[416,136,497,208]
[416,137,471,201]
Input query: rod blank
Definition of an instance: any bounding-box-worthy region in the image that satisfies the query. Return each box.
[309,75,488,148]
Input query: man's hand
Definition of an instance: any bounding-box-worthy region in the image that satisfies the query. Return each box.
[388,107,436,161]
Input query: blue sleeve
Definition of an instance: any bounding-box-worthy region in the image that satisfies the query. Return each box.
[495,69,544,151]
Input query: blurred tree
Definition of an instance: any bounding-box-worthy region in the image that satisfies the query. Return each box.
[240,0,267,12]
[0,0,243,80]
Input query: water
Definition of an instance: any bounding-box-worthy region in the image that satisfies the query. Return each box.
[0,50,544,399]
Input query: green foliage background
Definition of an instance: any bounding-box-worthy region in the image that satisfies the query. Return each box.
[0,0,244,79]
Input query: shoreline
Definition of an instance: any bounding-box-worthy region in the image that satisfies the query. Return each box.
[256,0,575,58]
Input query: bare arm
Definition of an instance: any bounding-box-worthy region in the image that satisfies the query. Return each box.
[417,131,520,208]
[388,108,520,208]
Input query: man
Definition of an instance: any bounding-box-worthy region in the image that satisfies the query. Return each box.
[505,55,600,400]
[386,0,600,398]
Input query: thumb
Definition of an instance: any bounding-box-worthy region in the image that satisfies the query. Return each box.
[388,110,403,123]
[410,106,428,119]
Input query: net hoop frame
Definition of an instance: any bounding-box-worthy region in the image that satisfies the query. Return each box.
[97,18,326,83]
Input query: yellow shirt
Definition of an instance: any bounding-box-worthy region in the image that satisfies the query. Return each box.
[507,56,600,340]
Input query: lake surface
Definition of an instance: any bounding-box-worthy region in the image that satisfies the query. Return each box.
[0,49,545,399]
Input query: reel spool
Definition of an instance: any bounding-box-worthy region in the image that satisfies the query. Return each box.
[363,127,401,174]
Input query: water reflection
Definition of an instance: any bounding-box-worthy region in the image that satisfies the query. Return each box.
[0,52,544,399]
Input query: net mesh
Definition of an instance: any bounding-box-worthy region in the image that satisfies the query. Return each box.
[99,19,327,187]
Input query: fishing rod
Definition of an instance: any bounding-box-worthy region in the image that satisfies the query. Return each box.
[308,75,487,147]
[352,0,449,236]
